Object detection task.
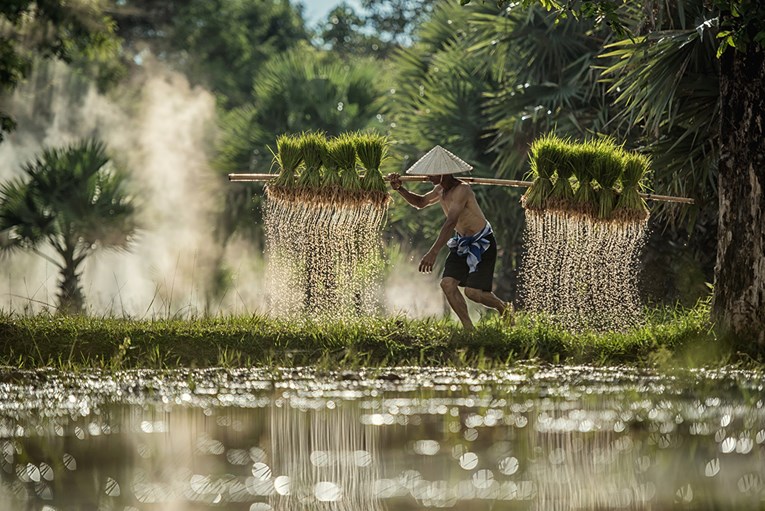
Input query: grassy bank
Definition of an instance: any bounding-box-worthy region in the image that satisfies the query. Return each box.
[0,301,737,370]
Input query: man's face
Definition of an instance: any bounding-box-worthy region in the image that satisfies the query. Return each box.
[428,175,443,185]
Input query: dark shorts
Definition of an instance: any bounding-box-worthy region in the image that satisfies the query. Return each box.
[442,234,497,292]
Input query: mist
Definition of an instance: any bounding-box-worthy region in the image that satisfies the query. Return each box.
[0,59,255,316]
[0,59,446,319]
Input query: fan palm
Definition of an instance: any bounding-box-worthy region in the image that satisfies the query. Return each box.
[385,2,498,244]
[599,4,720,225]
[469,4,631,178]
[0,139,138,314]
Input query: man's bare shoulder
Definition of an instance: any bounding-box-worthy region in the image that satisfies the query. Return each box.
[452,182,474,199]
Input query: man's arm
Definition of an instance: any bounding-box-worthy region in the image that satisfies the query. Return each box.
[388,173,440,209]
[419,186,468,273]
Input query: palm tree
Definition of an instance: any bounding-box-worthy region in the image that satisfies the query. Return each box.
[0,138,138,314]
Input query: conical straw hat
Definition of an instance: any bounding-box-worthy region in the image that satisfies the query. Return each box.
[405,145,473,175]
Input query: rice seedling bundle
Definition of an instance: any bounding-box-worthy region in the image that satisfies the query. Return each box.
[570,144,598,216]
[615,153,650,221]
[319,137,344,191]
[297,132,325,191]
[590,146,624,219]
[271,134,302,189]
[548,141,576,210]
[356,133,388,194]
[333,134,361,192]
[522,134,558,210]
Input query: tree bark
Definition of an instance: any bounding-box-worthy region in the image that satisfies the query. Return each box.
[714,43,765,345]
[57,245,85,315]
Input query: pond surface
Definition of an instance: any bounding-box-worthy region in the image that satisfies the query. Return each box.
[1,364,764,510]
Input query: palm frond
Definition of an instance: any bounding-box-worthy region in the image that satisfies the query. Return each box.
[599,18,719,221]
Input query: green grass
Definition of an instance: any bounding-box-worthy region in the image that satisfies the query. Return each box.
[0,301,739,371]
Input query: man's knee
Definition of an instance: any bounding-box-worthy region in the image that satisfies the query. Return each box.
[440,277,460,294]
[464,287,483,302]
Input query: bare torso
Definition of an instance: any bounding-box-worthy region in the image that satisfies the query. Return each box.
[437,182,487,236]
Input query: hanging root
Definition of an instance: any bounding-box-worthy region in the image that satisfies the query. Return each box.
[263,188,391,319]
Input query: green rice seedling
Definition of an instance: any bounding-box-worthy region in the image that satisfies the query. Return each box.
[356,132,388,194]
[570,144,598,216]
[271,134,302,188]
[588,139,624,219]
[322,138,343,190]
[522,133,561,210]
[615,153,650,220]
[332,134,361,192]
[548,141,576,210]
[297,132,326,191]
[593,154,623,220]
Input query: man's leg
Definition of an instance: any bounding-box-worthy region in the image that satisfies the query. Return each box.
[464,287,513,317]
[440,277,474,330]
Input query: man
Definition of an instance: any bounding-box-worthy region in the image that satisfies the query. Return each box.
[388,168,513,330]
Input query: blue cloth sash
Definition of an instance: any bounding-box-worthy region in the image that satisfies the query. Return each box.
[446,222,493,273]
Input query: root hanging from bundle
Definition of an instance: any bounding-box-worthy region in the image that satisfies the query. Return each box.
[263,186,390,320]
[519,208,649,332]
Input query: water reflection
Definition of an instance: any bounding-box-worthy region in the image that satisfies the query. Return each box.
[0,365,763,509]
[269,397,381,510]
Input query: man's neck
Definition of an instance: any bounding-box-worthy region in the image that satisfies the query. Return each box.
[441,175,460,192]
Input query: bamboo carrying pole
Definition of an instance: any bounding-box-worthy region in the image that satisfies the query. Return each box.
[228,173,695,205]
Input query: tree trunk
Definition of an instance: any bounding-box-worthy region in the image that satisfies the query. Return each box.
[57,246,85,315]
[714,43,765,346]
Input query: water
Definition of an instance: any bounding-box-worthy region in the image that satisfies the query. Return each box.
[2,365,764,510]
[263,188,388,319]
[519,209,649,332]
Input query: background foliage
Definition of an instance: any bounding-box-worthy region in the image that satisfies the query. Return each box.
[0,0,729,312]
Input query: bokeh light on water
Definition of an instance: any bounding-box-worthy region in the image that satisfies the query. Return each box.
[1,365,764,509]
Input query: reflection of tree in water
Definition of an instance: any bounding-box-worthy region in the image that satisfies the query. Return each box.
[269,396,382,511]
